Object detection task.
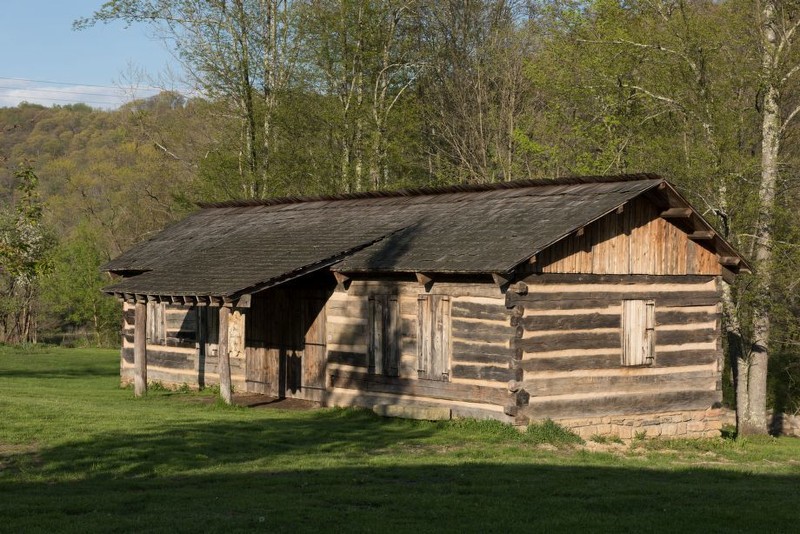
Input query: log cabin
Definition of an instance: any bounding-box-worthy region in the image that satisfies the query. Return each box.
[102,174,749,439]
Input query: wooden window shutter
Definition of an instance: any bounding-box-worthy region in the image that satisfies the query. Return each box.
[369,295,399,377]
[622,299,655,366]
[417,294,451,381]
[146,302,165,344]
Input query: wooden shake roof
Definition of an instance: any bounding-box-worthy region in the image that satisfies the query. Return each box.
[102,174,747,300]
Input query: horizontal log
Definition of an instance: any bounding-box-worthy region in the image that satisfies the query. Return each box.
[522,313,620,331]
[521,370,715,397]
[516,332,621,353]
[125,333,196,348]
[657,350,721,367]
[452,340,511,358]
[166,316,196,330]
[451,364,515,382]
[123,309,136,326]
[327,299,368,319]
[521,353,620,372]
[520,274,716,285]
[507,290,720,309]
[328,350,369,368]
[452,349,513,365]
[522,389,721,420]
[451,319,513,344]
[521,350,719,372]
[451,301,509,322]
[329,370,510,405]
[121,348,195,369]
[657,327,716,345]
[327,324,367,346]
[656,309,717,326]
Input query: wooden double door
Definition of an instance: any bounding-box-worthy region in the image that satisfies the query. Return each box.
[244,287,328,399]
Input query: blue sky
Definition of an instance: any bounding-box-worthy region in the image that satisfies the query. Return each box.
[0,1,184,109]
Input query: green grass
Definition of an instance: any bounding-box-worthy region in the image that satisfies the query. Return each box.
[1,346,799,533]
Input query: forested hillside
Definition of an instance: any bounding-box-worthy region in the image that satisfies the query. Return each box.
[2,0,800,431]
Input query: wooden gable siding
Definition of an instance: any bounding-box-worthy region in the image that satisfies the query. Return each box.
[325,279,517,420]
[532,197,721,276]
[506,276,723,422]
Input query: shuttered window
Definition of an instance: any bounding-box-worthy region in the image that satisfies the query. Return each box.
[417,294,451,381]
[146,302,165,344]
[621,299,655,366]
[369,295,399,376]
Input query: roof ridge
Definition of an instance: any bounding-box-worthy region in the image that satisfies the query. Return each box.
[197,173,664,209]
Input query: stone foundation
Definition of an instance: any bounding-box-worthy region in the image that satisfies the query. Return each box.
[551,408,723,440]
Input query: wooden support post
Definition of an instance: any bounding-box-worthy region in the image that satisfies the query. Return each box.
[133,301,148,397]
[218,306,233,405]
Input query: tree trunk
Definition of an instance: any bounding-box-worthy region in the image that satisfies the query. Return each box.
[739,2,780,435]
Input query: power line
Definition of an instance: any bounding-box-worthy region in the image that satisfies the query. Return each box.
[0,76,165,91]
[0,84,157,99]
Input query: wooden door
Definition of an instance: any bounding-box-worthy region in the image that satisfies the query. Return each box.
[302,297,327,390]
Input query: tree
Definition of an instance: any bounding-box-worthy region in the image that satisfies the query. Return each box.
[77,0,300,199]
[0,165,53,343]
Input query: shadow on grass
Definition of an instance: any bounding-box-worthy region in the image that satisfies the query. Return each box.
[2,410,799,532]
[0,367,118,379]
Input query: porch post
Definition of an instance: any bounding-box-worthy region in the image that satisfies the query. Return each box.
[218,305,233,404]
[133,301,148,397]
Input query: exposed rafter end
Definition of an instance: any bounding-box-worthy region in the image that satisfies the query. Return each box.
[492,272,513,289]
[616,203,625,215]
[660,207,693,219]
[333,271,351,290]
[236,294,252,308]
[719,256,741,267]
[416,272,434,291]
[689,230,715,241]
[575,226,585,237]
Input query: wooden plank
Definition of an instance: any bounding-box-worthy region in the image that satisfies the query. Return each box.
[507,290,720,309]
[522,313,620,331]
[451,364,514,382]
[516,331,621,353]
[134,301,147,397]
[329,370,509,405]
[122,348,195,370]
[123,309,135,326]
[522,390,720,420]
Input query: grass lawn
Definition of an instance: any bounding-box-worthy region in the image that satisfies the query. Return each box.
[1,346,799,533]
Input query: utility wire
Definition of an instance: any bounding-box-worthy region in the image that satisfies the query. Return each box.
[0,85,157,99]
[0,76,163,91]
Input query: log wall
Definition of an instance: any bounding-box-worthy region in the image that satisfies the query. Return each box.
[528,197,722,276]
[324,279,517,421]
[120,303,247,391]
[506,275,723,435]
